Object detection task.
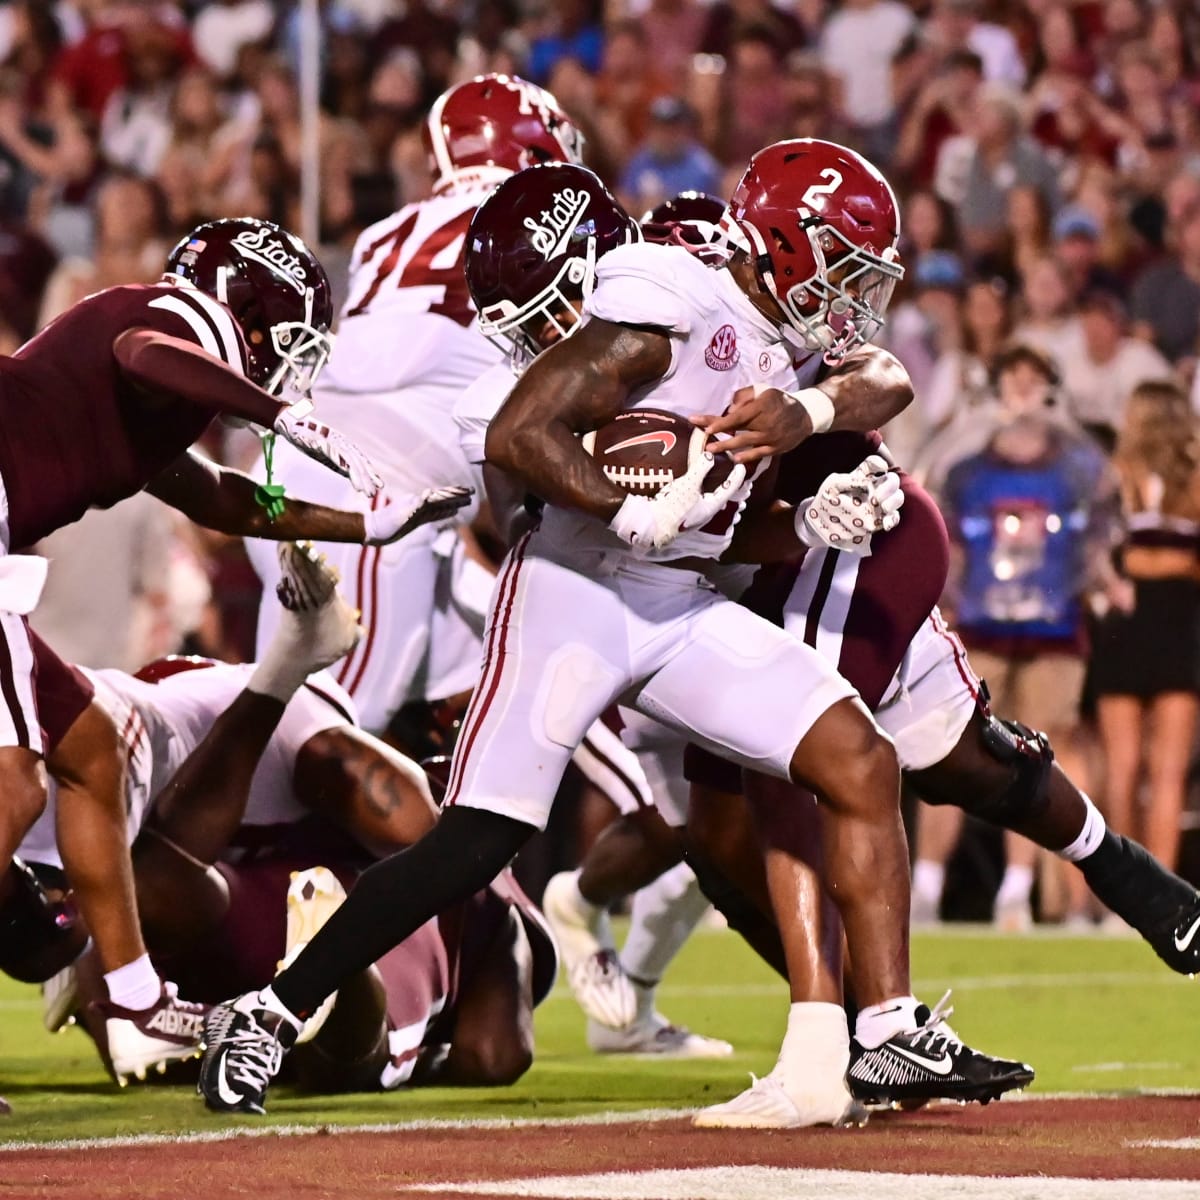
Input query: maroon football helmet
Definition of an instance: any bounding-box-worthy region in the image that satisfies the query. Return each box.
[165,218,334,395]
[642,191,727,260]
[465,163,640,363]
[726,139,903,360]
[0,858,85,985]
[425,74,585,194]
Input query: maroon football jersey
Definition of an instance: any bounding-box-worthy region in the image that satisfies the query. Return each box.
[0,282,248,548]
[774,430,885,506]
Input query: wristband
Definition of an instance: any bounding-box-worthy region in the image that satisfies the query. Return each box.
[793,498,819,549]
[786,387,835,435]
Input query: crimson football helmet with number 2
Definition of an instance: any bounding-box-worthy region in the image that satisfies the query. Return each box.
[727,139,903,362]
[425,74,585,193]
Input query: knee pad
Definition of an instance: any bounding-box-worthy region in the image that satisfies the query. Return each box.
[908,684,1055,829]
[970,686,1056,826]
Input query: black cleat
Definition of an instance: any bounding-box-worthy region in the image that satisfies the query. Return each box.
[1147,895,1200,975]
[848,1006,1034,1108]
[197,993,297,1115]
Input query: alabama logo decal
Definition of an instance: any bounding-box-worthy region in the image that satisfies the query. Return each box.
[705,324,740,371]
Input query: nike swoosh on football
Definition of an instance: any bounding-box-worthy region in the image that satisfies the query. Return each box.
[889,1044,954,1076]
[216,1058,245,1107]
[608,431,678,457]
[1174,913,1200,953]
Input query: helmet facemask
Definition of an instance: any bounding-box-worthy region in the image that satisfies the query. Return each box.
[477,238,597,370]
[262,286,334,396]
[757,220,902,362]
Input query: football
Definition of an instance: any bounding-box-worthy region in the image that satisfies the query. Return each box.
[581,408,736,497]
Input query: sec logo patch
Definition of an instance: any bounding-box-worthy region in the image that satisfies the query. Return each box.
[705,324,740,371]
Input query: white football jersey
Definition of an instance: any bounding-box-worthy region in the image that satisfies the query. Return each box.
[16,666,356,868]
[453,361,519,497]
[312,188,503,497]
[543,242,802,562]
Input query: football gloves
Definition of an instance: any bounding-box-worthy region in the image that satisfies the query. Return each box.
[273,406,384,498]
[609,449,747,553]
[796,454,904,557]
[363,486,474,546]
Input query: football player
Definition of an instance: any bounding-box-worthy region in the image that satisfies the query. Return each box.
[198,154,1032,1119]
[4,547,552,1092]
[247,74,585,736]
[0,217,465,1082]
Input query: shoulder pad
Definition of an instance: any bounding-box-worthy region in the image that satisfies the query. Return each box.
[585,243,716,336]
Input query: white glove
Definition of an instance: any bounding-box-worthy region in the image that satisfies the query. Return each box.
[274,406,384,498]
[795,454,904,557]
[363,486,474,545]
[609,446,746,553]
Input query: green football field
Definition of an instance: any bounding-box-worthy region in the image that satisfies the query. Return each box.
[1,925,1196,1146]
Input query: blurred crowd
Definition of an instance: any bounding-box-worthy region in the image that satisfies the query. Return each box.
[8,0,1200,916]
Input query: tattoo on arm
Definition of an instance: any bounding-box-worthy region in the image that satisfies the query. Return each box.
[484,318,673,522]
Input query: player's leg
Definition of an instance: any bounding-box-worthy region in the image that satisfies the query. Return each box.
[1095,694,1145,846]
[247,443,442,735]
[1142,691,1197,870]
[199,537,628,1113]
[897,616,1200,972]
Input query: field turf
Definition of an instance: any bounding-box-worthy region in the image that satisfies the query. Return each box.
[1,924,1196,1145]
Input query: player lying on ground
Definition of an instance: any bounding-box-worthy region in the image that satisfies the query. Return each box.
[0,546,553,1090]
[197,153,1031,1118]
[0,216,469,1084]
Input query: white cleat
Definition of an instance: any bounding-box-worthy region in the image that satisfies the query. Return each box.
[567,949,637,1030]
[42,962,79,1033]
[98,982,208,1085]
[541,871,637,1029]
[279,866,347,1044]
[275,542,362,670]
[587,1013,733,1058]
[693,1071,868,1129]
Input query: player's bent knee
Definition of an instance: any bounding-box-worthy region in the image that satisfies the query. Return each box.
[788,699,898,811]
[452,1037,533,1087]
[907,704,1055,827]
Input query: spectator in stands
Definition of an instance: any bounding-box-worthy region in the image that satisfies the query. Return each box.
[1131,187,1200,362]
[527,0,605,84]
[1013,256,1081,368]
[784,53,849,146]
[1061,291,1173,447]
[925,0,1025,88]
[919,274,1014,460]
[618,97,720,216]
[935,344,1124,927]
[718,26,791,166]
[698,0,806,63]
[899,188,960,261]
[952,82,1060,256]
[1113,40,1173,146]
[590,21,672,169]
[1093,380,1200,874]
[893,48,983,188]
[818,0,915,161]
[37,169,167,325]
[635,0,707,87]
[191,0,274,83]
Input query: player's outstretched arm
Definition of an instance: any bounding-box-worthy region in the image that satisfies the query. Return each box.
[695,346,914,463]
[484,317,672,521]
[114,329,383,497]
[147,452,469,544]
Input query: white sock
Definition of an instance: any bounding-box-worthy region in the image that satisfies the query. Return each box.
[631,980,657,1025]
[855,995,921,1049]
[1058,794,1107,863]
[247,615,312,704]
[258,985,303,1031]
[996,864,1034,905]
[776,1002,850,1095]
[620,861,710,986]
[912,859,945,904]
[563,869,610,941]
[104,954,161,1011]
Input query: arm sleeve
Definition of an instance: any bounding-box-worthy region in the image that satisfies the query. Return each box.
[142,286,249,376]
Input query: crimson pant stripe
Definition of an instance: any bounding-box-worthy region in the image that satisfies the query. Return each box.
[346,542,383,697]
[336,494,381,689]
[444,534,530,806]
[578,733,650,811]
[0,614,31,749]
[802,549,838,648]
[930,608,980,702]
